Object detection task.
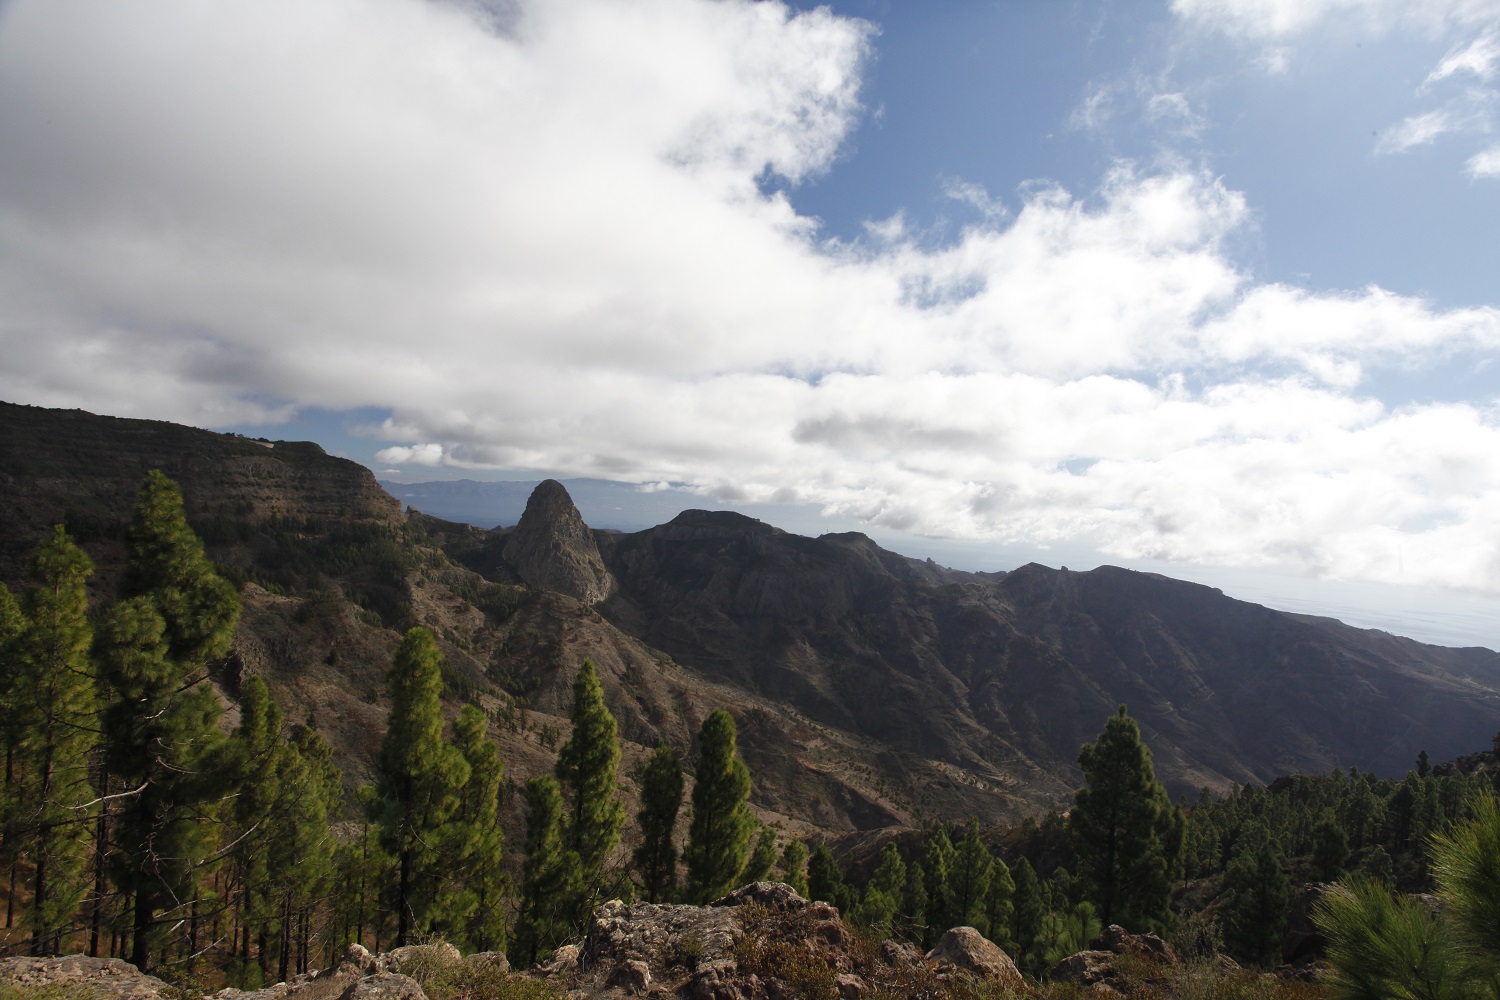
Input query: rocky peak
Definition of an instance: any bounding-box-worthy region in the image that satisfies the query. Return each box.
[503,479,614,604]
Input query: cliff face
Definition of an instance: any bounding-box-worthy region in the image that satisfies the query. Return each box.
[503,478,615,604]
[0,401,400,585]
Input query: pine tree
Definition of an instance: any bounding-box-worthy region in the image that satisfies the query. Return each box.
[99,473,240,970]
[1219,823,1293,966]
[267,725,341,980]
[1070,705,1184,932]
[513,775,583,968]
[372,627,468,946]
[555,660,625,905]
[683,710,755,903]
[1011,857,1043,962]
[854,842,906,938]
[780,839,809,897]
[741,825,778,885]
[633,743,683,903]
[1311,811,1351,882]
[949,818,994,931]
[12,527,96,955]
[0,583,25,929]
[228,674,284,981]
[447,704,506,953]
[923,827,957,939]
[807,844,854,911]
[903,861,929,946]
[984,855,1016,950]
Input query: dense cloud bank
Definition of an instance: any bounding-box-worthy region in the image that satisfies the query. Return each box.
[1,0,1498,591]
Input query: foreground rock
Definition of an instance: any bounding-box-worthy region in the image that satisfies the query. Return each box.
[2,889,1033,1000]
[0,956,173,999]
[562,880,1022,998]
[926,927,1024,989]
[1051,924,1180,993]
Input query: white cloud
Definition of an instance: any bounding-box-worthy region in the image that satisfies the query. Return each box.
[1427,31,1500,83]
[1171,0,1500,41]
[1469,143,1500,175]
[1376,109,1459,153]
[3,0,1500,595]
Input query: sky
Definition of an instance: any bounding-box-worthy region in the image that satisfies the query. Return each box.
[3,0,1500,646]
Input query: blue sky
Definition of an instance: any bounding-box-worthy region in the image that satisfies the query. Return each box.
[2,0,1500,646]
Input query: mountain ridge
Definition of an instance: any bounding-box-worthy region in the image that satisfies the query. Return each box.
[2,400,1497,833]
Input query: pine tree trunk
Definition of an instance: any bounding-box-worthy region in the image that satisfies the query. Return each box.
[30,847,48,956]
[396,845,412,947]
[89,792,109,957]
[130,885,152,970]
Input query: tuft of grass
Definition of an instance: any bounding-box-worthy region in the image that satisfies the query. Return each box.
[389,941,567,1000]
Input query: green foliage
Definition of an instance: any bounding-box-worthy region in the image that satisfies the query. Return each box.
[1311,810,1351,882]
[1070,705,1184,933]
[1011,857,1043,964]
[853,841,907,939]
[228,673,284,973]
[633,743,684,902]
[120,469,240,665]
[1036,900,1102,973]
[447,703,508,953]
[1430,792,1500,958]
[903,860,928,945]
[924,827,958,942]
[10,526,97,954]
[1317,794,1500,1000]
[373,626,469,946]
[555,660,626,887]
[808,844,855,912]
[741,824,779,886]
[99,473,241,970]
[513,775,584,968]
[951,817,995,932]
[1317,878,1472,1000]
[984,851,1016,951]
[780,838,810,897]
[1218,823,1294,966]
[683,709,756,903]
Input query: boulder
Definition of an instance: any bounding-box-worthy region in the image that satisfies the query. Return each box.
[1052,950,1118,986]
[926,927,1024,988]
[1093,924,1179,965]
[341,943,380,976]
[0,956,173,999]
[337,973,428,1000]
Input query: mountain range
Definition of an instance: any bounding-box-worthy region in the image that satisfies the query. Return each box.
[3,399,1498,837]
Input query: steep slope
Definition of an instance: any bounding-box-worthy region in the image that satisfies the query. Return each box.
[592,510,1500,802]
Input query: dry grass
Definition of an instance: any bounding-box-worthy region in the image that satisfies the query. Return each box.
[394,943,566,1000]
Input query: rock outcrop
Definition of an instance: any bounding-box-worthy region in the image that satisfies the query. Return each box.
[561,881,1026,998]
[926,927,1024,988]
[1051,924,1181,992]
[0,956,173,999]
[504,479,615,604]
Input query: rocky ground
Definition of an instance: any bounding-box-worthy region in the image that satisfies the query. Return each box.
[0,883,1260,1000]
